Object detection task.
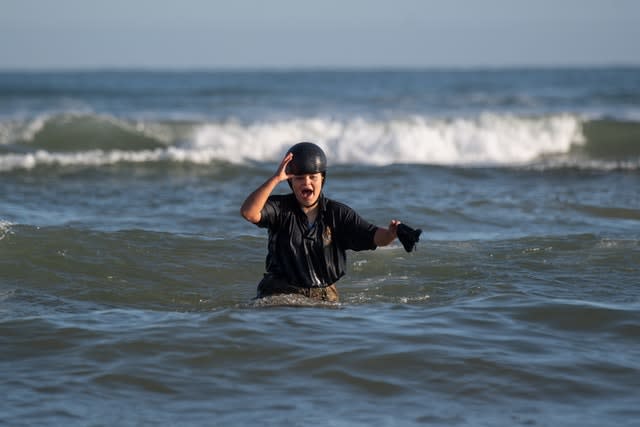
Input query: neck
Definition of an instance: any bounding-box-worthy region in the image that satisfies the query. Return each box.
[300,199,320,223]
[301,200,319,213]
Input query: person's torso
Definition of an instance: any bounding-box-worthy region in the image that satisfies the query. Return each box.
[259,194,375,287]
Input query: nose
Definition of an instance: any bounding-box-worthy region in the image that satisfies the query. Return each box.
[296,175,312,186]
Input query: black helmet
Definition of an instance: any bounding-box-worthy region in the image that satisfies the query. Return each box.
[286,142,327,176]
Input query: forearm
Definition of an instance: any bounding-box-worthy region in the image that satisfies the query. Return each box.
[240,175,281,223]
[241,152,293,223]
[373,226,397,247]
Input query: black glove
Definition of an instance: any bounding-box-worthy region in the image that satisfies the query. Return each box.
[397,223,422,253]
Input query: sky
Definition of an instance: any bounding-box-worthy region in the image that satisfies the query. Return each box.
[1,0,639,69]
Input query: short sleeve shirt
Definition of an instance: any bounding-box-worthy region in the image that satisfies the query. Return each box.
[257,193,378,288]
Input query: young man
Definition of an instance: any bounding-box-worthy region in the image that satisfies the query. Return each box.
[240,142,399,302]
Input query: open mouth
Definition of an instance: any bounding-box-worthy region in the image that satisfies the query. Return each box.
[301,189,314,198]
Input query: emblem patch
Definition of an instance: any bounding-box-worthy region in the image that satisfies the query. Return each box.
[322,226,333,247]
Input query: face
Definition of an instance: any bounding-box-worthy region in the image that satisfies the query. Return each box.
[291,173,323,207]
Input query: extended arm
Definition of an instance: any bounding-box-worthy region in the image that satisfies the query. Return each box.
[240,153,293,224]
[373,220,400,247]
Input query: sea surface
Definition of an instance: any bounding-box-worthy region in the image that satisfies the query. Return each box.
[1,68,639,426]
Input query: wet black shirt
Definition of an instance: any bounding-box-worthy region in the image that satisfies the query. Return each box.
[257,193,378,288]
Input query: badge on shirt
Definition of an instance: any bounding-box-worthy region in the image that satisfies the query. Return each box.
[322,226,332,247]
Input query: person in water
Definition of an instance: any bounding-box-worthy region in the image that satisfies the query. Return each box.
[240,141,400,302]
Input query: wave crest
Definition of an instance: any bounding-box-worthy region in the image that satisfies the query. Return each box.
[190,114,582,166]
[2,113,639,171]
[0,113,176,150]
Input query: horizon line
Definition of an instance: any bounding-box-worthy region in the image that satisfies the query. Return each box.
[1,62,639,73]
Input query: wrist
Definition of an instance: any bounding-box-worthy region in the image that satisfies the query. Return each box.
[270,175,284,185]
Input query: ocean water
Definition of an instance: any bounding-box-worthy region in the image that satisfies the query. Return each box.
[1,68,639,426]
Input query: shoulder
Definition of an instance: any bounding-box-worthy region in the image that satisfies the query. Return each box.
[323,196,354,212]
[266,193,296,207]
[323,196,378,250]
[324,197,355,212]
[259,193,296,227]
[323,197,361,221]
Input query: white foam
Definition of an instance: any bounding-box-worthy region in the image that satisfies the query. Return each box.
[0,115,48,145]
[0,220,14,241]
[0,114,586,171]
[189,113,584,166]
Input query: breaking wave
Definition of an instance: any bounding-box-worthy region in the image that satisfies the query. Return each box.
[1,112,638,172]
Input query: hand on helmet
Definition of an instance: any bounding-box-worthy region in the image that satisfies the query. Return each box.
[275,152,294,183]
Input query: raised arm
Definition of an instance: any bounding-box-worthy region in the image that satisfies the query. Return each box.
[240,152,293,224]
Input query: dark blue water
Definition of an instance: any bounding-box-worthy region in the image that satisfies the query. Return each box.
[2,68,639,118]
[1,68,639,426]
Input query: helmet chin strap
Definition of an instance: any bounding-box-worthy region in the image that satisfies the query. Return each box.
[302,198,320,209]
